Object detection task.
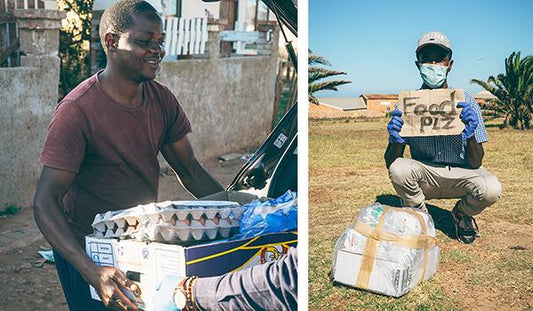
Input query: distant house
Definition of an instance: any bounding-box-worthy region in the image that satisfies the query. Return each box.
[316,97,366,111]
[473,90,497,105]
[315,90,494,116]
[361,94,398,113]
[359,91,496,114]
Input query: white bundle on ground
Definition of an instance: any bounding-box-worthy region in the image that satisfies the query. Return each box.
[332,203,440,297]
[91,200,242,243]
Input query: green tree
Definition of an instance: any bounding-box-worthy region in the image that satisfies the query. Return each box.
[58,0,94,99]
[308,53,351,104]
[471,51,533,129]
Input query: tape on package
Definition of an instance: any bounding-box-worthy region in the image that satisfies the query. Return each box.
[354,207,436,288]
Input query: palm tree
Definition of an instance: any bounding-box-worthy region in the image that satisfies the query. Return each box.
[471,51,533,129]
[308,53,351,104]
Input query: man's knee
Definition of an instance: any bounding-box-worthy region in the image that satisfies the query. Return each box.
[388,158,421,186]
[471,174,502,206]
[482,175,502,205]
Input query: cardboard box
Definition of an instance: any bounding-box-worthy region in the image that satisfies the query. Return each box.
[86,231,297,310]
[399,88,465,137]
[333,246,439,297]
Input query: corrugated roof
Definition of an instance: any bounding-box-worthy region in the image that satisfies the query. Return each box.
[361,94,399,100]
[316,97,366,111]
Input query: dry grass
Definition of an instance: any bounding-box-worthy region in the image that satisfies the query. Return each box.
[308,117,533,311]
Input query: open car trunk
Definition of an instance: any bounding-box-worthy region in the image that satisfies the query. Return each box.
[227,102,297,198]
[202,0,298,198]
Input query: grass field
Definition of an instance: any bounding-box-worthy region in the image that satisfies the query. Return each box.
[308,117,533,311]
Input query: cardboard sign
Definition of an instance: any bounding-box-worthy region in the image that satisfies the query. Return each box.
[399,89,465,137]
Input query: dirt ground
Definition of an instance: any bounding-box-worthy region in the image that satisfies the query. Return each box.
[308,116,533,311]
[0,157,244,311]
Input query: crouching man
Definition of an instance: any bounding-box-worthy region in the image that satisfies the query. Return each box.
[384,31,502,244]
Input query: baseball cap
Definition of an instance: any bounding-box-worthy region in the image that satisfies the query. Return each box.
[416,31,452,54]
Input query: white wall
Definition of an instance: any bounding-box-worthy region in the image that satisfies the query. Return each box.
[93,0,219,18]
[92,1,284,25]
[181,0,219,18]
[93,0,164,14]
[237,0,276,31]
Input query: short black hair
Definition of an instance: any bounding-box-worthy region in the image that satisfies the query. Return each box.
[99,0,160,54]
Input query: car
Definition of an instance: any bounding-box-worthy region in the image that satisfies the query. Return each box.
[228,101,297,198]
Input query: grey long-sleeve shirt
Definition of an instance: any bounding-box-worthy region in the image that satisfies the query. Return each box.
[194,247,298,311]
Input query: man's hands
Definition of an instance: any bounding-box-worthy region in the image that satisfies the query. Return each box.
[152,275,182,311]
[387,109,405,144]
[457,102,479,140]
[34,166,142,310]
[90,266,141,311]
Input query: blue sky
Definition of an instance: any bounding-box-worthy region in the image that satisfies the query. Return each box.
[309,0,533,97]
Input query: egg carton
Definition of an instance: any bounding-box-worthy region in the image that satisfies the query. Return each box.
[91,200,243,242]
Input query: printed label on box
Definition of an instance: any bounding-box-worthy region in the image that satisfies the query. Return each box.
[154,247,186,279]
[88,241,114,266]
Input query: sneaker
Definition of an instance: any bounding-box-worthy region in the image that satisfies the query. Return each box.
[451,204,480,244]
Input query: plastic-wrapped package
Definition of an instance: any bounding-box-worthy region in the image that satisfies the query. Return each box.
[332,203,440,297]
[231,190,297,240]
[91,200,242,243]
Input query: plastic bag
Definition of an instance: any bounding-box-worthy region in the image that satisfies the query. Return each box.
[332,203,439,297]
[232,190,297,240]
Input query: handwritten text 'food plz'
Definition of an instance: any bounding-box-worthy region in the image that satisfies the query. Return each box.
[403,98,458,133]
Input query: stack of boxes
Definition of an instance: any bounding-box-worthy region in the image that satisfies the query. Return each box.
[86,197,297,310]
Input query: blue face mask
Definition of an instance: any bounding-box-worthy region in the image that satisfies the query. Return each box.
[419,63,448,88]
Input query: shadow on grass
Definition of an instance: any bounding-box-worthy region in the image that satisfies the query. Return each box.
[485,123,504,129]
[375,194,456,240]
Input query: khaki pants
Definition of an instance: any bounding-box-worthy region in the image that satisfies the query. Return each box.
[388,157,502,216]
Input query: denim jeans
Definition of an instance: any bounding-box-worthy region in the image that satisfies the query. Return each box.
[53,250,109,311]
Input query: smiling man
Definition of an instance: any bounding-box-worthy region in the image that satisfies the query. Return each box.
[384,31,502,245]
[33,1,223,310]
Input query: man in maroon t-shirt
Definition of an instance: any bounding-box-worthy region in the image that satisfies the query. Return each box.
[33,1,223,310]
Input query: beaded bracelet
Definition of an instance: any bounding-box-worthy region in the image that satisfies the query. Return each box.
[183,276,198,311]
[189,277,198,311]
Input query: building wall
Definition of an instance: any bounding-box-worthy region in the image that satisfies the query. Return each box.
[0,67,57,207]
[92,23,280,161]
[93,0,164,12]
[93,0,219,17]
[474,98,491,106]
[157,54,278,160]
[0,10,63,208]
[181,1,219,18]
[366,99,394,113]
